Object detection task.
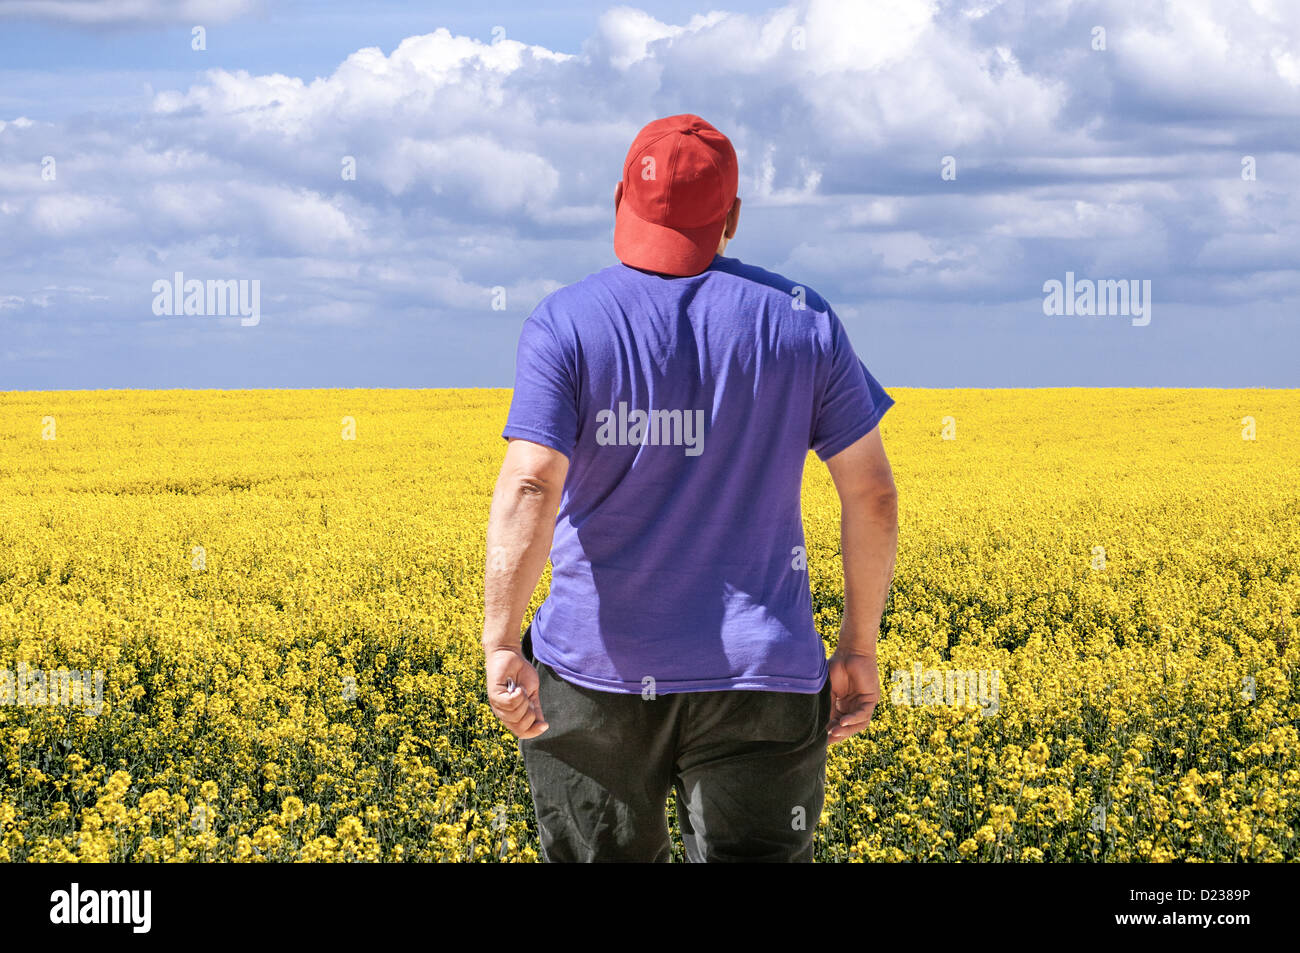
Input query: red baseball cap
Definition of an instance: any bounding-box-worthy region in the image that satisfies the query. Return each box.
[614,114,738,277]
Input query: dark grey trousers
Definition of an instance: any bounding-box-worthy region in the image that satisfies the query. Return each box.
[517,624,831,862]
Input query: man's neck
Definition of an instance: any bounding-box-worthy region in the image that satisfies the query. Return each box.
[621,254,722,278]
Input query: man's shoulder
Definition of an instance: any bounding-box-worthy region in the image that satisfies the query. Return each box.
[530,265,625,319]
[530,257,837,329]
[708,256,834,314]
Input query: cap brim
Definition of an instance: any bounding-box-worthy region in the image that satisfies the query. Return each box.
[614,199,726,277]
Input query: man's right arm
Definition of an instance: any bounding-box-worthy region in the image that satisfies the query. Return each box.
[822,424,898,743]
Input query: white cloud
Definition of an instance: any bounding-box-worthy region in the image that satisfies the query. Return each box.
[590,6,730,70]
[1115,0,1300,114]
[29,193,125,236]
[1,0,1298,386]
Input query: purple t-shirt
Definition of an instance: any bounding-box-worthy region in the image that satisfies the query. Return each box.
[502,254,893,694]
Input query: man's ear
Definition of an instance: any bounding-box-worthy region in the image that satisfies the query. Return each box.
[724,196,741,239]
[614,181,623,212]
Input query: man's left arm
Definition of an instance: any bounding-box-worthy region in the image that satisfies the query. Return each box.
[482,437,569,739]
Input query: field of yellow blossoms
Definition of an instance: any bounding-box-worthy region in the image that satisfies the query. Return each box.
[1,388,1297,862]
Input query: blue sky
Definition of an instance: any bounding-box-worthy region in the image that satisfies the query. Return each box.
[1,0,1298,389]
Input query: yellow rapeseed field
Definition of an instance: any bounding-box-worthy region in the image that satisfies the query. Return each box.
[0,388,1297,862]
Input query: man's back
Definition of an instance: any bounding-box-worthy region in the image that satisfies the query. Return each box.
[504,253,893,693]
[484,114,897,862]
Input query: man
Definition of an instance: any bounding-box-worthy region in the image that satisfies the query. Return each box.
[482,114,898,862]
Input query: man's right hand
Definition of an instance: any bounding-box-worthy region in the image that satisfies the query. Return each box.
[825,648,880,744]
[485,647,549,739]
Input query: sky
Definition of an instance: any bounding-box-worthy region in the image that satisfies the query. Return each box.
[0,0,1297,389]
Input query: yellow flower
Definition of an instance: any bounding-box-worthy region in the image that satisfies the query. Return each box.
[0,388,1295,863]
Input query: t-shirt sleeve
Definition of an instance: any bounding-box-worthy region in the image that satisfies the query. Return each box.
[810,307,894,461]
[502,304,580,459]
